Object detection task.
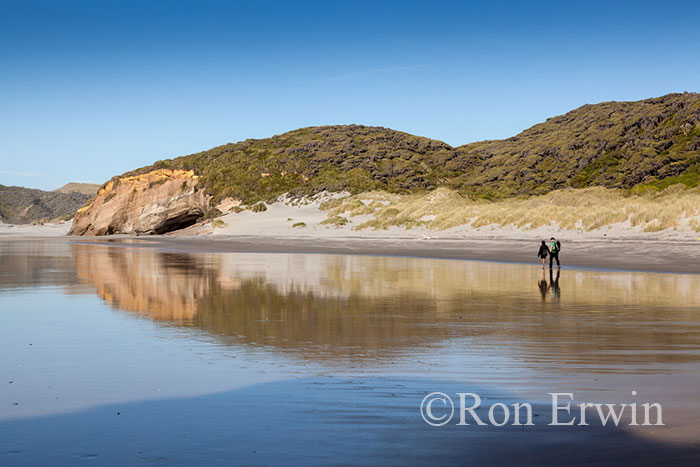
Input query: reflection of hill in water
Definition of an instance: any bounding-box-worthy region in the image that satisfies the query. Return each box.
[72,244,700,365]
[0,240,84,291]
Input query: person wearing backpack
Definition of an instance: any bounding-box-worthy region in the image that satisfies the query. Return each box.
[537,240,549,267]
[549,237,561,268]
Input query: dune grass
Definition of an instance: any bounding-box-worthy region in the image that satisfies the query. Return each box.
[320,215,350,226]
[320,185,700,233]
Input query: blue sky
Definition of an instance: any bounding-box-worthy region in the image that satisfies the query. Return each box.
[1,0,699,190]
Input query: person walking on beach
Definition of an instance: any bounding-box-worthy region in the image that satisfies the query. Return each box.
[537,240,549,267]
[549,237,561,268]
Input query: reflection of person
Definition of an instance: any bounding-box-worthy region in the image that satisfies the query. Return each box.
[549,267,560,299]
[549,237,561,268]
[537,240,549,267]
[538,268,549,300]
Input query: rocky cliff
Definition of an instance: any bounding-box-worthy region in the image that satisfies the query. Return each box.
[68,169,210,235]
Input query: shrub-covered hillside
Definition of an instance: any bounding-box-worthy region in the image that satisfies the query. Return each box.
[124,92,700,203]
[0,185,91,224]
[126,125,456,203]
[452,92,700,197]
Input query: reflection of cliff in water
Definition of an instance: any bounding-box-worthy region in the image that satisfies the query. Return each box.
[71,244,700,366]
[73,245,212,321]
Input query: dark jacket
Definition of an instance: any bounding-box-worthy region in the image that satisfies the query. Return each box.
[537,244,549,258]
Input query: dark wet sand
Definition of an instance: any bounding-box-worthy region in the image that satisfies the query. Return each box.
[59,235,700,274]
[3,378,700,466]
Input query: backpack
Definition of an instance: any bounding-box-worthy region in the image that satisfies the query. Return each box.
[554,241,561,253]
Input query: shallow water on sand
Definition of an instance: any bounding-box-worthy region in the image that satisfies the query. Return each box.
[1,239,699,465]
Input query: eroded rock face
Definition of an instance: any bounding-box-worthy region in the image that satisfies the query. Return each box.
[68,169,210,236]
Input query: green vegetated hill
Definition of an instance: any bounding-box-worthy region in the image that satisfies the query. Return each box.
[123,92,700,203]
[454,92,700,197]
[126,125,455,203]
[0,185,91,224]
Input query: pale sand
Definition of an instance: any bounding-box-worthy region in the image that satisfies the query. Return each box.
[0,222,72,236]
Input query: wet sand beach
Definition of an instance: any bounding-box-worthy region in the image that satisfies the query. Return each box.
[132,234,700,274]
[2,232,694,274]
[3,217,700,274]
[1,237,700,465]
